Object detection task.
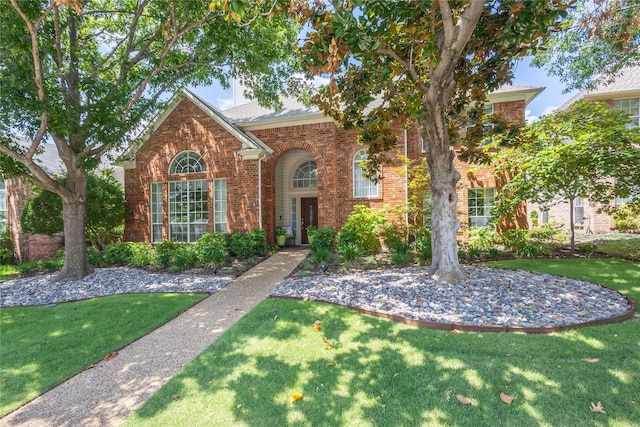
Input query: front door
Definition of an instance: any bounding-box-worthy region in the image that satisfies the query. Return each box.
[300,197,318,244]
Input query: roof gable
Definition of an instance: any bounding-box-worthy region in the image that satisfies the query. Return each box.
[119,89,272,168]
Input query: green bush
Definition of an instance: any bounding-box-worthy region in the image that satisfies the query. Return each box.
[613,202,640,232]
[195,233,227,266]
[87,246,104,267]
[171,244,198,270]
[155,241,181,268]
[310,226,335,253]
[468,227,499,255]
[251,229,268,257]
[228,231,257,259]
[499,224,564,258]
[0,248,13,265]
[381,223,406,254]
[337,205,385,255]
[102,242,134,265]
[412,227,432,263]
[337,241,364,263]
[311,247,333,264]
[102,242,154,267]
[389,247,412,267]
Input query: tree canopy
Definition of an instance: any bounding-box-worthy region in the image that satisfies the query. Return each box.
[0,0,300,279]
[493,100,640,251]
[533,0,640,91]
[294,0,570,283]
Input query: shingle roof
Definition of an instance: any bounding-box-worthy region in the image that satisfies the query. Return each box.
[560,66,640,109]
[222,84,543,124]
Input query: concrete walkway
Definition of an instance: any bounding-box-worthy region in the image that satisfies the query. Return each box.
[1,248,309,427]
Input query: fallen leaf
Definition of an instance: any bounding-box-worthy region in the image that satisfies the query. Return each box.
[236,404,242,409]
[326,360,336,367]
[500,392,513,404]
[325,344,332,350]
[456,394,472,405]
[291,392,303,403]
[450,329,463,334]
[103,351,118,362]
[323,336,330,343]
[313,320,321,331]
[590,401,606,413]
[583,358,599,363]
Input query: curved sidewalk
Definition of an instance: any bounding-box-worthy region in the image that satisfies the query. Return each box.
[1,248,309,427]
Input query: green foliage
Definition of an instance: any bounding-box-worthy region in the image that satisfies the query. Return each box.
[533,0,640,91]
[337,206,385,255]
[468,227,500,255]
[613,202,640,233]
[495,100,640,251]
[250,229,268,257]
[155,241,181,269]
[21,170,127,250]
[0,249,13,265]
[500,224,565,258]
[86,246,104,267]
[195,233,227,266]
[102,242,154,267]
[309,226,335,253]
[337,242,364,263]
[226,230,267,259]
[171,245,199,270]
[310,247,332,264]
[412,228,432,264]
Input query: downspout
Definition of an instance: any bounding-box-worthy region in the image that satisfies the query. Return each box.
[258,152,267,230]
[404,129,409,238]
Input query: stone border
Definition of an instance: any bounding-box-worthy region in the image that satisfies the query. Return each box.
[270,295,635,334]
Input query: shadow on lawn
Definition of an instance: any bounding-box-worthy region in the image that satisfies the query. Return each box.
[132,297,640,426]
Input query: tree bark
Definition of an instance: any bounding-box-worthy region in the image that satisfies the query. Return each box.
[57,167,92,280]
[423,95,467,284]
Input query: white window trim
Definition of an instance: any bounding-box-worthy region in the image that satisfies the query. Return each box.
[169,150,206,175]
[168,179,208,242]
[150,183,163,243]
[214,178,227,233]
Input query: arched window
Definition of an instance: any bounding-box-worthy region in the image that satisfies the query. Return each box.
[292,160,318,188]
[169,151,206,174]
[353,149,378,197]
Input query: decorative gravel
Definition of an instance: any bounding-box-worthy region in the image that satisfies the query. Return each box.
[272,265,633,328]
[0,267,232,308]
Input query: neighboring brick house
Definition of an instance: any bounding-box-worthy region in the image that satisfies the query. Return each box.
[2,139,65,262]
[122,84,540,245]
[1,137,125,262]
[527,66,640,234]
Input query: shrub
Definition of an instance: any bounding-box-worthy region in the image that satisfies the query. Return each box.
[102,242,154,267]
[389,244,412,266]
[171,244,198,270]
[337,241,364,263]
[337,205,385,254]
[468,227,499,255]
[251,229,268,257]
[102,242,134,265]
[413,228,432,264]
[228,231,257,259]
[195,233,227,266]
[613,202,640,232]
[500,224,564,258]
[310,226,335,253]
[311,247,333,264]
[0,248,13,265]
[382,223,406,254]
[155,241,180,268]
[87,246,104,267]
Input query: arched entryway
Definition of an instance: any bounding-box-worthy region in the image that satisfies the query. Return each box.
[274,149,318,245]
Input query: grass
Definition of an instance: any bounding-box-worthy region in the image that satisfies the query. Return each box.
[0,293,207,416]
[593,239,640,260]
[125,259,640,426]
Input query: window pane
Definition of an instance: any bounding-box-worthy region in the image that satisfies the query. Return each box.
[169,180,208,242]
[169,151,206,174]
[353,149,378,198]
[292,160,318,188]
[214,179,227,233]
[150,183,163,243]
[468,188,495,229]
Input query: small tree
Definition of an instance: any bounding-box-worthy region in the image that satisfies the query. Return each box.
[494,101,640,252]
[21,170,127,250]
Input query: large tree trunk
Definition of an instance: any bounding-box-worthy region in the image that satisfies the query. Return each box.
[424,137,467,284]
[57,168,92,280]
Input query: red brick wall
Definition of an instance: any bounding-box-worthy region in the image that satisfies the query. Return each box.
[124,98,261,242]
[5,178,63,262]
[124,98,530,244]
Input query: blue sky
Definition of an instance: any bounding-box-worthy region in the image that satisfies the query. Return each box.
[191,56,578,123]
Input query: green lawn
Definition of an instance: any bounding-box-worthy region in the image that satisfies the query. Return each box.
[125,259,640,426]
[0,293,207,416]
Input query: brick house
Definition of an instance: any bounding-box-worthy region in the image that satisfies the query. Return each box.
[527,66,640,234]
[2,137,125,262]
[2,138,65,262]
[121,85,541,245]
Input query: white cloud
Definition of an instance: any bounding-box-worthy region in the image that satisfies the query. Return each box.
[216,97,234,110]
[526,105,559,124]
